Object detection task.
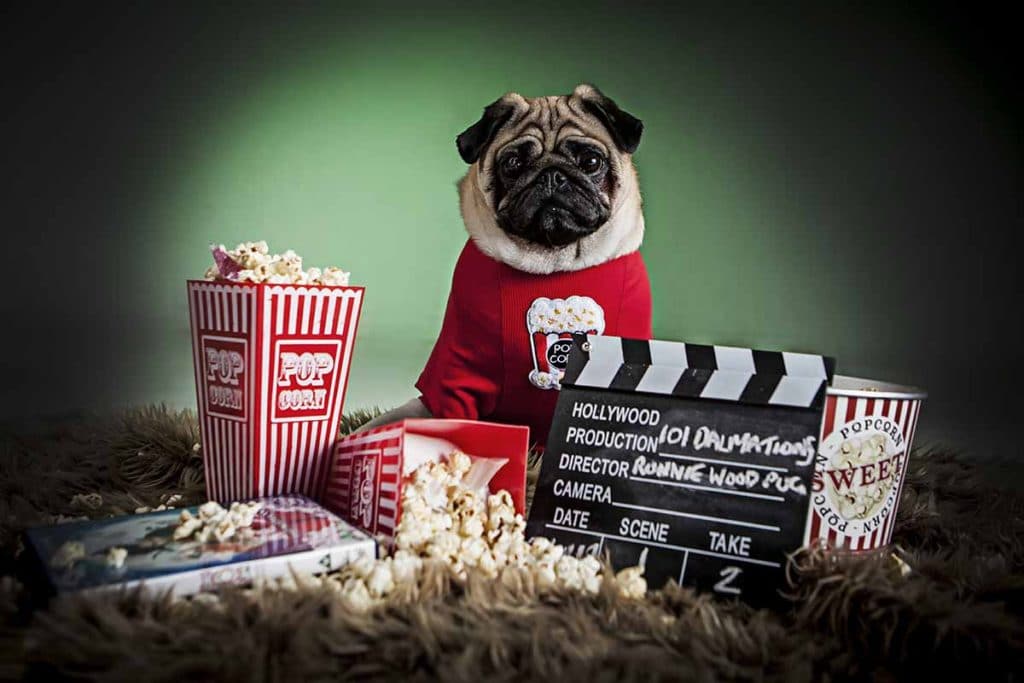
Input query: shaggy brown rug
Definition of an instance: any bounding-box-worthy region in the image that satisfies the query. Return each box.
[1,406,1022,681]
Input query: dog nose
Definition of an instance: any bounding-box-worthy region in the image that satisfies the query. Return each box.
[541,168,570,192]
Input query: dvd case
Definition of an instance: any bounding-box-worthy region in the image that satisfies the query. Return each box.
[24,494,375,598]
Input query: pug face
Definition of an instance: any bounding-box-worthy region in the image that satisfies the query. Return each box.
[456,85,646,274]
[489,115,616,247]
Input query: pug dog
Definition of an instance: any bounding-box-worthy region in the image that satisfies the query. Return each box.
[358,84,652,444]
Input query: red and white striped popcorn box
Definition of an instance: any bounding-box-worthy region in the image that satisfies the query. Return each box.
[187,280,364,503]
[804,376,926,552]
[322,419,530,538]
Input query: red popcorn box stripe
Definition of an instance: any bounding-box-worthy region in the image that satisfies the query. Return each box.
[323,419,529,538]
[804,377,925,552]
[187,281,364,503]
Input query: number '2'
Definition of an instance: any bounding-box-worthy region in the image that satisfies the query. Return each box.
[713,566,742,595]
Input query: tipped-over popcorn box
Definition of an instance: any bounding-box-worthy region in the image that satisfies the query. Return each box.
[323,419,530,538]
[188,281,364,503]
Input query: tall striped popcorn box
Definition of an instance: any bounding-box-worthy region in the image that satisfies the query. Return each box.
[324,419,529,539]
[187,281,364,503]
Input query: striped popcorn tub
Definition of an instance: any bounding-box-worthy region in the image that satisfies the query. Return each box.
[807,377,926,552]
[187,281,364,503]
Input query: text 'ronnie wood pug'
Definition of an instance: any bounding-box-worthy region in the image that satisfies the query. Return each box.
[360,85,652,444]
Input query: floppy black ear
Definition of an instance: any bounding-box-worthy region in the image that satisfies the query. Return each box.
[456,99,515,164]
[579,86,643,154]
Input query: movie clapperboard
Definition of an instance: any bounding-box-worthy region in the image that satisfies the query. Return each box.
[526,335,836,605]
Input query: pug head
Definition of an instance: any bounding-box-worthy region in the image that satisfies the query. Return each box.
[456,84,645,274]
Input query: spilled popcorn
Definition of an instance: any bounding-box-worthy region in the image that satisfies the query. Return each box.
[106,547,128,569]
[324,452,646,611]
[204,241,350,286]
[173,501,262,543]
[50,541,85,570]
[135,493,183,515]
[69,493,104,511]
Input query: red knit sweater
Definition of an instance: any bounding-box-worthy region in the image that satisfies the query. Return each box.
[417,239,653,446]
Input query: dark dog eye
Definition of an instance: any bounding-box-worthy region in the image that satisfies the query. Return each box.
[500,153,523,177]
[577,151,605,174]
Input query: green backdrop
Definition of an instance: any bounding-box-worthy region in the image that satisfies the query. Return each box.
[4,2,1019,460]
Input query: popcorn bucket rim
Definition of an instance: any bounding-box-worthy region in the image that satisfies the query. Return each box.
[828,374,927,401]
[186,279,365,294]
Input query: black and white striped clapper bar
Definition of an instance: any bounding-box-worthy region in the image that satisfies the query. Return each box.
[525,335,836,606]
[564,336,835,409]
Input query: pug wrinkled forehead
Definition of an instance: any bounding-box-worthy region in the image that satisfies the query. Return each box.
[456,84,646,275]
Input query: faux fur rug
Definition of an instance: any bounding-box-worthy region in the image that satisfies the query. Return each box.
[1,406,1022,681]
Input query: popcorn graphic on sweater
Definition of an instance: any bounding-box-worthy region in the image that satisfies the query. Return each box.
[526,296,606,391]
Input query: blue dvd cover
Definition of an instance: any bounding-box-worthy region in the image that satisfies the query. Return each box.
[25,494,375,596]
